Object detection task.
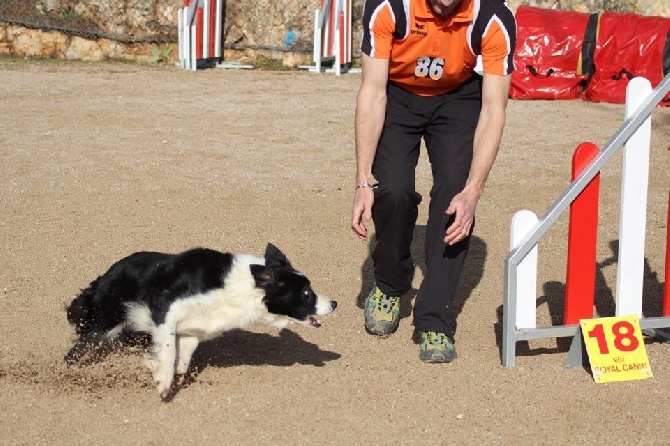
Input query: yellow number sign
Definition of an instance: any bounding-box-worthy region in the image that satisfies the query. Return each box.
[580,315,653,383]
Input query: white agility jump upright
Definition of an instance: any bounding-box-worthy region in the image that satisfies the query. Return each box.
[502,74,670,368]
[178,0,223,71]
[616,79,653,317]
[312,0,353,75]
[510,210,539,330]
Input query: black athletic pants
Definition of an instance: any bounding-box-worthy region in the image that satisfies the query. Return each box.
[371,75,482,338]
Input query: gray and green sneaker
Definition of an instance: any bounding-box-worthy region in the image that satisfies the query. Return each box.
[364,286,400,335]
[419,331,457,363]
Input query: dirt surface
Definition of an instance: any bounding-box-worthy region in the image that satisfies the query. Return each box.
[1,59,669,445]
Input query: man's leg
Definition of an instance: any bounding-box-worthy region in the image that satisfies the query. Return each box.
[413,76,482,342]
[371,84,425,296]
[363,84,427,335]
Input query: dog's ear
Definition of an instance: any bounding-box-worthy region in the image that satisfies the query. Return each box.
[250,264,275,290]
[264,243,291,269]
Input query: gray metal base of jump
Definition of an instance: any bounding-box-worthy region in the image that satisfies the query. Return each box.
[508,317,670,369]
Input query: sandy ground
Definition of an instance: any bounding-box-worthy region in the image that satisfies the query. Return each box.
[1,59,669,445]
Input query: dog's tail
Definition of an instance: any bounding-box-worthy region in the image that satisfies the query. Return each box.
[66,276,102,334]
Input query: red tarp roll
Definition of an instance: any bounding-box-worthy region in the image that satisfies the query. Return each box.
[582,11,670,105]
[510,6,596,100]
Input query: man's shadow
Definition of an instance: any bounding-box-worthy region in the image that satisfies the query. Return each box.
[595,239,666,320]
[355,225,487,336]
[494,238,666,358]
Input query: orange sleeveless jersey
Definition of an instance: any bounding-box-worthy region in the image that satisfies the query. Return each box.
[361,0,517,96]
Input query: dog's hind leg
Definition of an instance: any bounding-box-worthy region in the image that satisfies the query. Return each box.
[150,322,178,399]
[64,326,121,365]
[64,341,91,365]
[175,335,200,375]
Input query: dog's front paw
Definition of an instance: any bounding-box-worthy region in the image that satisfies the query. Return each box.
[155,381,171,399]
[154,378,172,399]
[152,366,174,399]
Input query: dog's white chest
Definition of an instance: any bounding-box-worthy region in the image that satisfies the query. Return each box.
[172,289,268,339]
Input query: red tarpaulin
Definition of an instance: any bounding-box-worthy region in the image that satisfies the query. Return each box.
[511,6,670,105]
[510,6,597,100]
[582,11,670,105]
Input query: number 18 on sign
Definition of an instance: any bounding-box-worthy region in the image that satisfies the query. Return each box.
[580,315,653,383]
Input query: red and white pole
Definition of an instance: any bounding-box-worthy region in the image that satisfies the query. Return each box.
[564,142,600,325]
[195,5,203,61]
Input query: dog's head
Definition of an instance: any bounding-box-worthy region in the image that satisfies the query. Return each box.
[250,243,336,327]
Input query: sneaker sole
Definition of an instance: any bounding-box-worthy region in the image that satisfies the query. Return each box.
[364,320,399,336]
[419,351,457,363]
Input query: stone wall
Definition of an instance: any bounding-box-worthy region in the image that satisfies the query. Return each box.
[0,0,177,62]
[0,0,669,66]
[0,26,158,61]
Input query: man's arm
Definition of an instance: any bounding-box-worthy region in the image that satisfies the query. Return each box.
[351,55,390,240]
[443,72,511,245]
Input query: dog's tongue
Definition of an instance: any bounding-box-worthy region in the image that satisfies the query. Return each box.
[309,317,321,328]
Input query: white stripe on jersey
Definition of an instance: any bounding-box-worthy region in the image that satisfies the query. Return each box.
[367,0,396,58]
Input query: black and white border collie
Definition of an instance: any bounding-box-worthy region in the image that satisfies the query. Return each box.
[65,243,336,398]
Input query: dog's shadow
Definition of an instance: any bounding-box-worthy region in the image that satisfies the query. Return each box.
[167,328,341,399]
[191,328,340,369]
[67,328,340,401]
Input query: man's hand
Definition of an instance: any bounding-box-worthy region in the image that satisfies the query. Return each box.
[351,187,375,240]
[443,73,511,245]
[444,188,480,245]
